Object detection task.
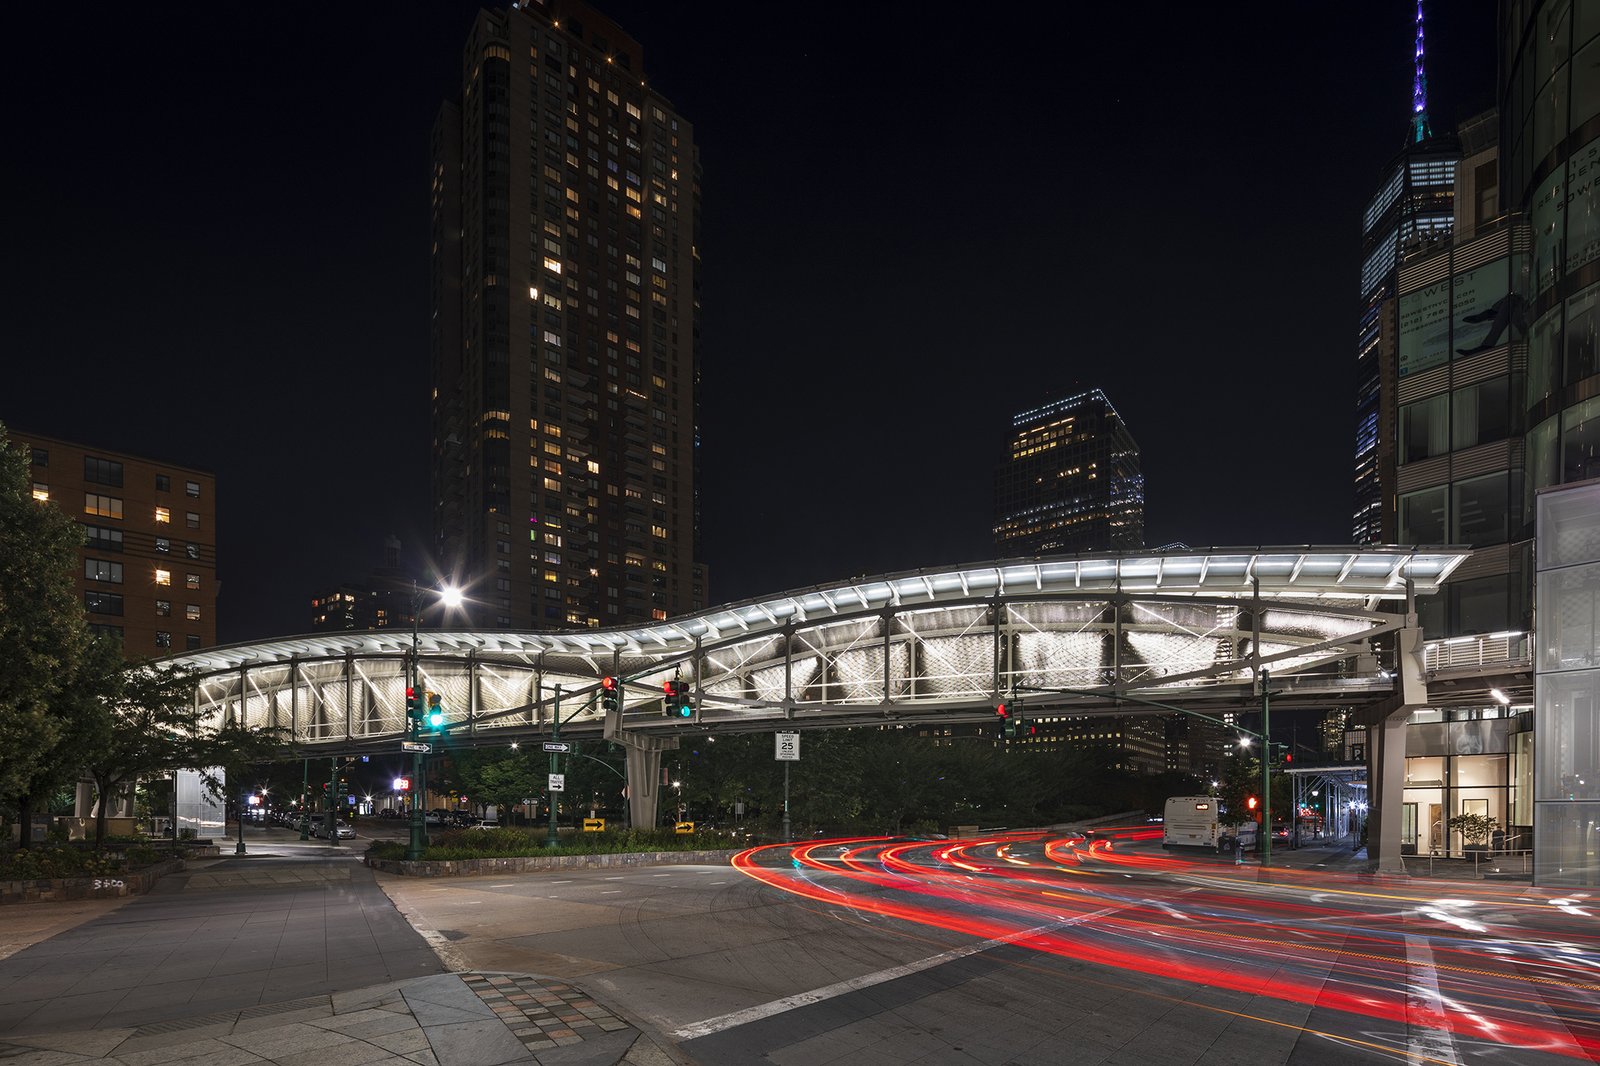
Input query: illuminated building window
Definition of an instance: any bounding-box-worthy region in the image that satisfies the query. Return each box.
[155,631,171,649]
[154,507,171,524]
[186,573,200,590]
[154,569,171,586]
[156,600,171,617]
[186,481,200,498]
[185,604,201,622]
[31,483,47,502]
[85,494,123,519]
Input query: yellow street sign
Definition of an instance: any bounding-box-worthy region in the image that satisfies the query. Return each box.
[675,821,695,835]
[583,818,605,832]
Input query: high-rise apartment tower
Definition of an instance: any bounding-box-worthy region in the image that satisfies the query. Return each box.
[431,0,704,630]
[1353,2,1461,543]
[993,389,1144,555]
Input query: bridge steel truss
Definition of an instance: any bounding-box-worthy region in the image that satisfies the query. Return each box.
[174,548,1468,828]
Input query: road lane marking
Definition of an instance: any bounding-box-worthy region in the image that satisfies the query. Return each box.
[489,883,515,888]
[671,923,1058,1040]
[708,881,726,885]
[1405,935,1462,1066]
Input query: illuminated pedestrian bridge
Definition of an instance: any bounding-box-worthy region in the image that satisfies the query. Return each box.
[172,547,1468,747]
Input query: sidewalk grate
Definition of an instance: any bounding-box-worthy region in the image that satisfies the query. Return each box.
[133,1009,239,1036]
[461,973,633,1053]
[238,995,330,1020]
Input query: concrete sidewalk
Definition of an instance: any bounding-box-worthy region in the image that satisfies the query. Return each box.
[0,832,685,1066]
[0,971,677,1066]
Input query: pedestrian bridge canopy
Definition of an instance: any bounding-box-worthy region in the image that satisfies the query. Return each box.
[170,548,1467,751]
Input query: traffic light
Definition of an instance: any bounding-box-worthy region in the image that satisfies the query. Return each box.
[663,679,691,718]
[997,701,1016,739]
[406,686,419,736]
[425,690,445,732]
[1246,795,1259,813]
[601,675,620,713]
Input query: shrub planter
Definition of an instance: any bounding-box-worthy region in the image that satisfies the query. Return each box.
[367,849,739,877]
[0,857,186,905]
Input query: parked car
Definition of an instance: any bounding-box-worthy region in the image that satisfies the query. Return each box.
[467,820,500,830]
[379,807,401,819]
[424,811,449,827]
[310,819,356,839]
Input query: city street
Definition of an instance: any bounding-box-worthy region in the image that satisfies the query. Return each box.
[377,828,1600,1065]
[5,823,1599,1064]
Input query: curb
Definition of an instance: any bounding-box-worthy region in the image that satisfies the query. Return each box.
[367,848,738,877]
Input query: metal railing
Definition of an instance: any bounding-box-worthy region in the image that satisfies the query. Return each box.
[1403,848,1532,877]
[1423,631,1531,675]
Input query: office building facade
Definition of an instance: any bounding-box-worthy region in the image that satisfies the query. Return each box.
[431,0,704,631]
[994,389,1144,556]
[13,431,218,656]
[1502,0,1600,884]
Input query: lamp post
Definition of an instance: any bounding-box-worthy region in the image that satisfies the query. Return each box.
[235,791,247,855]
[406,581,463,862]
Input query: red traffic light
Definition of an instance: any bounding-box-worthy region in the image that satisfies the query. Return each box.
[602,676,618,692]
[663,680,684,697]
[405,686,415,701]
[996,702,1010,718]
[1246,796,1259,810]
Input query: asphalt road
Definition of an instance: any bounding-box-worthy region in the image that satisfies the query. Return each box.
[377,830,1600,1065]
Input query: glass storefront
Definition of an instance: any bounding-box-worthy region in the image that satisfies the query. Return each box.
[1402,711,1527,857]
[1536,481,1600,884]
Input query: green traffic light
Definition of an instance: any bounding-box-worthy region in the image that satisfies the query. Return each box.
[428,710,444,728]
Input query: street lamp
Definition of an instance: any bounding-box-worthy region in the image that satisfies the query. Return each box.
[406,581,464,862]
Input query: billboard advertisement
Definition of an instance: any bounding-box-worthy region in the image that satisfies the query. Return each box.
[1398,280,1449,377]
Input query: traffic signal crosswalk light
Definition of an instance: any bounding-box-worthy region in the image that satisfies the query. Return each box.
[601,676,620,713]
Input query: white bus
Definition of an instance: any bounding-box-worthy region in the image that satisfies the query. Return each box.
[1162,796,1256,850]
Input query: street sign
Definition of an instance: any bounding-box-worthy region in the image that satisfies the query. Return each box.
[548,773,565,792]
[583,817,605,832]
[401,741,432,754]
[542,741,571,753]
[675,821,695,835]
[775,732,800,761]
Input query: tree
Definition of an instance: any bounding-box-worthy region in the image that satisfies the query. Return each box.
[1215,750,1259,830]
[0,422,88,812]
[11,634,123,848]
[79,659,206,847]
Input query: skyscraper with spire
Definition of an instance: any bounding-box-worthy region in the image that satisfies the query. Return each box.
[1352,1,1460,544]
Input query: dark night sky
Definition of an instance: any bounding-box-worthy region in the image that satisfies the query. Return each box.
[2,2,1500,644]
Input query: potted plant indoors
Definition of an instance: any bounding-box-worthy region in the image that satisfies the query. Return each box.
[1447,812,1499,855]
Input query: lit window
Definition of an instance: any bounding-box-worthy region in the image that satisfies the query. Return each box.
[156,600,171,617]
[155,631,171,649]
[544,257,562,274]
[31,483,47,503]
[186,573,200,589]
[154,569,171,586]
[185,605,200,621]
[154,507,171,524]
[186,481,200,498]
[85,494,123,519]
[155,537,170,553]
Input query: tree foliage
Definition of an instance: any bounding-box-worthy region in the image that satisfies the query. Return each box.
[0,422,88,807]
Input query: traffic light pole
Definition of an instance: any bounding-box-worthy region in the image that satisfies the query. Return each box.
[1260,669,1272,868]
[546,685,562,848]
[406,585,426,862]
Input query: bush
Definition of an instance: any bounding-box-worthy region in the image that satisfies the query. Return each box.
[0,846,123,880]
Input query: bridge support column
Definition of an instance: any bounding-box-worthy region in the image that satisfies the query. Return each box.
[1367,627,1427,875]
[605,708,678,830]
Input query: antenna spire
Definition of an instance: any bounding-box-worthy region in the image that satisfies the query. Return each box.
[1411,0,1433,143]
